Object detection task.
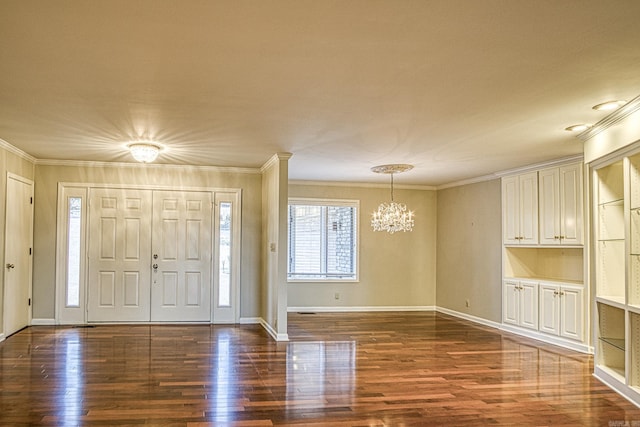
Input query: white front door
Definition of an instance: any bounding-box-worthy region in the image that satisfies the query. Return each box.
[151,191,212,322]
[88,188,153,322]
[87,188,213,322]
[4,174,33,337]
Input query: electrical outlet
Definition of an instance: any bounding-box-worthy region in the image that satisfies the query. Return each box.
[334,293,340,300]
[465,299,470,307]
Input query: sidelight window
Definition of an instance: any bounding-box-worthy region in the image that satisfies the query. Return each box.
[66,197,82,307]
[218,202,232,307]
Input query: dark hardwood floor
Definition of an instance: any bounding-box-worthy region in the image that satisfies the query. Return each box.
[1,312,639,426]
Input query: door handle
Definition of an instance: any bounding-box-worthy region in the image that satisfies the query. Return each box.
[152,264,158,270]
[6,263,14,269]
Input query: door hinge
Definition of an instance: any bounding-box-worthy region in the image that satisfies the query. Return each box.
[29,248,32,255]
[28,298,31,306]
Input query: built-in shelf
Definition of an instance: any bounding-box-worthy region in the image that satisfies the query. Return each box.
[600,337,626,351]
[587,102,640,407]
[503,247,583,285]
[597,296,627,307]
[597,302,626,380]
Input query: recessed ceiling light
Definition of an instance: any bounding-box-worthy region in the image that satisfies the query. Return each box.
[564,124,591,132]
[592,100,627,111]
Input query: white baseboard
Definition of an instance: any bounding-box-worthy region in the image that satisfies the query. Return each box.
[239,317,262,324]
[288,305,436,313]
[500,323,593,354]
[436,307,502,329]
[31,318,56,325]
[259,318,289,341]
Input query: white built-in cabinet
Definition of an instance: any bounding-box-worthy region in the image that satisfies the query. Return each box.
[538,164,583,245]
[501,160,587,352]
[502,172,538,245]
[539,282,583,341]
[503,279,538,330]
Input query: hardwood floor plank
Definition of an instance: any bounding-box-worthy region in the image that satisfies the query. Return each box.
[1,312,640,425]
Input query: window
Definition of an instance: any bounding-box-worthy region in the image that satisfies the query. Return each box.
[218,201,232,307]
[66,196,82,307]
[288,199,358,281]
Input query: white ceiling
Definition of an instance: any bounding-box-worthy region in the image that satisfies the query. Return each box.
[1,0,640,186]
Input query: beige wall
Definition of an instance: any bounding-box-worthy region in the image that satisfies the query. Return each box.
[288,184,437,309]
[436,179,502,322]
[0,148,35,333]
[32,164,262,320]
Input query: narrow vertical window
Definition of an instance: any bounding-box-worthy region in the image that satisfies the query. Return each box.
[218,202,232,307]
[67,197,82,307]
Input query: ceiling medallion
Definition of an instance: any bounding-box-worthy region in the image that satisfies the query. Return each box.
[371,164,414,234]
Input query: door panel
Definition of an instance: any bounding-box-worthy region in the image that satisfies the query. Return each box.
[539,284,560,335]
[151,191,212,322]
[4,175,33,337]
[88,189,152,322]
[560,164,583,245]
[502,177,520,244]
[519,281,538,330]
[519,172,539,244]
[539,168,560,245]
[561,286,583,340]
[503,281,519,325]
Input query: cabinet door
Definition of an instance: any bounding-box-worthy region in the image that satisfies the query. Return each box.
[539,283,560,335]
[503,280,519,325]
[539,168,560,245]
[560,164,583,245]
[519,172,539,244]
[502,176,520,244]
[560,286,583,341]
[519,280,539,329]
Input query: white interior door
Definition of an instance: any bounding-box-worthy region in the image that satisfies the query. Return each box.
[151,191,212,322]
[4,175,33,337]
[88,189,153,322]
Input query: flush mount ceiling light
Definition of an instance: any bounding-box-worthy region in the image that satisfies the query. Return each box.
[371,164,415,234]
[564,124,592,132]
[128,142,162,163]
[592,100,627,111]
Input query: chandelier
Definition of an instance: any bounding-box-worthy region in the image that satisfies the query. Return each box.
[371,164,415,233]
[128,142,162,163]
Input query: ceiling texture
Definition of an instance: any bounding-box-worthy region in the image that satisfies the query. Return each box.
[1,0,640,186]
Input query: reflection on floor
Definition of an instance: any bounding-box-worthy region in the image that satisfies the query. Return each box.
[0,311,639,425]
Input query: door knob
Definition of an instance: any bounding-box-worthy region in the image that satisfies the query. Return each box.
[153,254,158,259]
[6,263,14,269]
[152,264,158,270]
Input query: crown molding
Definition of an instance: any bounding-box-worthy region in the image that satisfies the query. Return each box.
[35,158,261,174]
[0,138,36,163]
[578,94,640,142]
[436,173,500,190]
[260,152,293,173]
[289,179,436,191]
[494,154,584,178]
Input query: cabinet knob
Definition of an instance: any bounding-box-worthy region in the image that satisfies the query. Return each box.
[554,236,560,240]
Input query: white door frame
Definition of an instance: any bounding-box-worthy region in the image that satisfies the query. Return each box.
[55,183,242,325]
[3,173,34,339]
